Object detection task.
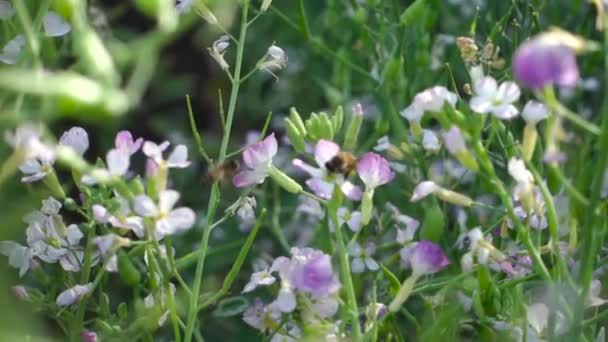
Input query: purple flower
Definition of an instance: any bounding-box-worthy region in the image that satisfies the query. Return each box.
[290,248,340,297]
[292,140,362,200]
[233,133,278,188]
[408,241,450,276]
[356,152,395,191]
[513,38,579,90]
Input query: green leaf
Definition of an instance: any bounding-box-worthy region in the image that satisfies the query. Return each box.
[380,264,401,296]
[419,201,445,242]
[212,296,249,317]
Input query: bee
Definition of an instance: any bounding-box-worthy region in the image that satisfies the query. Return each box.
[205,160,240,183]
[325,151,358,176]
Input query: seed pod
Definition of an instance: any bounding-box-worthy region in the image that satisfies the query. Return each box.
[268,166,302,194]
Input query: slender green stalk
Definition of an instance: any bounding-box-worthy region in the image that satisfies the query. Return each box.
[12,0,42,69]
[72,224,96,342]
[472,141,551,281]
[577,20,608,329]
[184,2,251,339]
[328,202,362,339]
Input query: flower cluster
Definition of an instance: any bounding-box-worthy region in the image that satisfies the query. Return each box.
[242,248,341,339]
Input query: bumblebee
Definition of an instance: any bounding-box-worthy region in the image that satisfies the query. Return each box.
[206,160,240,183]
[325,151,358,176]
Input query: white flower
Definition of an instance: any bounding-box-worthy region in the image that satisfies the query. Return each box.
[19,159,52,183]
[59,127,89,156]
[143,141,191,169]
[400,86,458,123]
[522,100,549,125]
[337,207,362,232]
[208,35,230,70]
[470,76,521,119]
[348,242,379,273]
[133,190,196,239]
[259,45,287,77]
[4,122,54,161]
[242,258,285,293]
[56,283,93,306]
[0,1,14,19]
[43,12,71,37]
[0,35,25,64]
[422,129,441,152]
[82,148,131,185]
[0,241,34,277]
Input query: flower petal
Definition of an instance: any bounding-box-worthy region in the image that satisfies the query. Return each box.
[306,178,335,200]
[59,127,89,156]
[314,140,340,167]
[411,181,440,202]
[43,12,71,37]
[167,144,191,168]
[106,149,130,176]
[243,133,277,169]
[232,170,268,188]
[133,195,158,217]
[356,152,395,189]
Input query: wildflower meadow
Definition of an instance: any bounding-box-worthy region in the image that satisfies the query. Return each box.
[1,0,608,341]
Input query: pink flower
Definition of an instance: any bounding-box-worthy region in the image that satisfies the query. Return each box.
[233,133,278,187]
[513,38,579,90]
[292,140,362,200]
[356,152,395,191]
[406,241,450,276]
[115,130,143,155]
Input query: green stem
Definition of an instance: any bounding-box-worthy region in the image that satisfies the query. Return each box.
[184,3,250,340]
[296,0,312,40]
[577,22,608,330]
[328,203,362,339]
[72,224,96,342]
[12,0,42,69]
[472,141,551,281]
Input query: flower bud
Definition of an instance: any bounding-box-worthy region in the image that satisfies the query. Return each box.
[332,106,344,132]
[436,188,474,207]
[284,118,306,153]
[317,112,335,140]
[268,166,302,194]
[289,107,307,135]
